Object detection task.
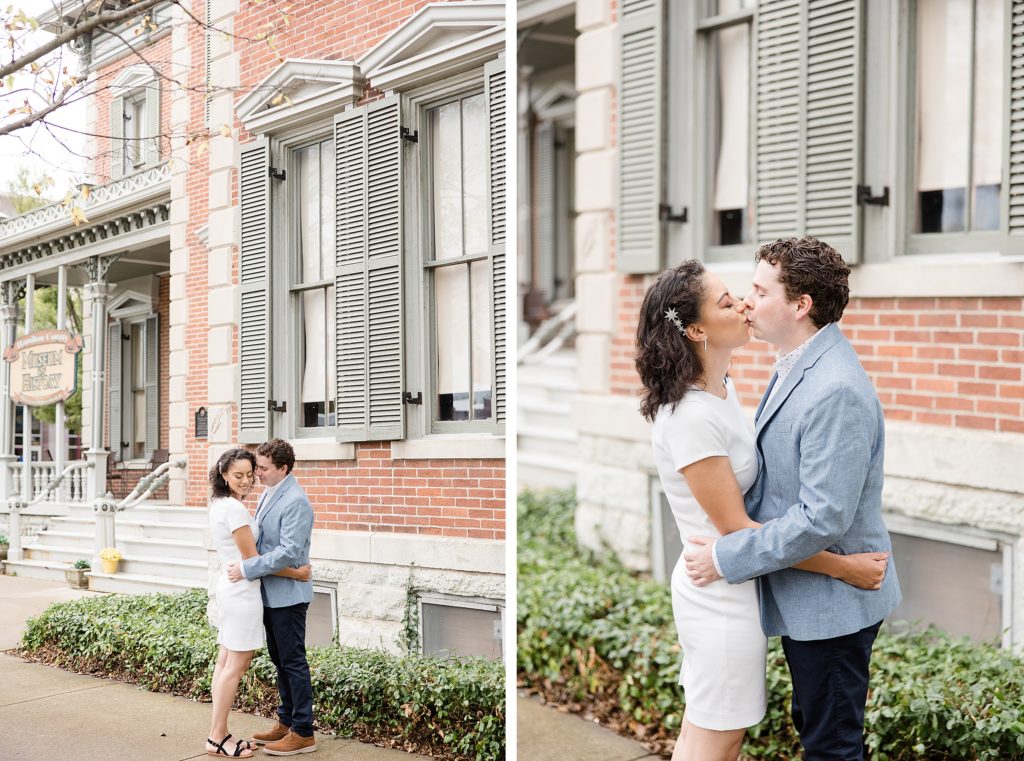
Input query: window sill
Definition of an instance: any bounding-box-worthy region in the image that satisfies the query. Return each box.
[288,438,356,462]
[851,255,1024,297]
[390,435,505,460]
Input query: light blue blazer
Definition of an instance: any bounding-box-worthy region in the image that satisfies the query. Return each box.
[241,473,314,608]
[715,323,901,640]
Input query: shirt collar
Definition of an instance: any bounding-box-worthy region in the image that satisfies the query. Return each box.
[260,473,290,504]
[774,325,830,383]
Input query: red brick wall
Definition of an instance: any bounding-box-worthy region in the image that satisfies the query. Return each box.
[614,288,1024,435]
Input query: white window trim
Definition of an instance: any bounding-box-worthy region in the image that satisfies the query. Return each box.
[290,438,355,462]
[357,1,504,93]
[884,511,1014,649]
[417,592,505,659]
[401,67,503,439]
[649,477,674,584]
[108,289,153,320]
[236,59,364,136]
[390,434,504,460]
[309,582,340,645]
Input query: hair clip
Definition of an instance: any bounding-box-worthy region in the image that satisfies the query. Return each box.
[664,308,685,334]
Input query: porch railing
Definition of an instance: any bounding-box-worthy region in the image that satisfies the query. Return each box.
[12,460,92,504]
[518,301,577,364]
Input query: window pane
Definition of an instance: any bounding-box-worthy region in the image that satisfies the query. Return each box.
[916,0,971,233]
[971,0,1003,231]
[462,93,488,256]
[470,260,492,420]
[435,264,470,421]
[297,143,322,282]
[703,0,754,16]
[709,23,749,246]
[320,139,335,279]
[306,589,336,647]
[422,602,501,660]
[431,102,464,260]
[300,287,335,428]
[888,533,1003,644]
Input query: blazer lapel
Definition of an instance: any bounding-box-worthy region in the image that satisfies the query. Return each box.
[754,324,843,440]
[257,475,294,528]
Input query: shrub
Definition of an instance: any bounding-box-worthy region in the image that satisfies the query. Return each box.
[21,588,504,761]
[517,488,1024,761]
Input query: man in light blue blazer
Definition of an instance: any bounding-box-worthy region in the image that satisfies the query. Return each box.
[227,438,316,756]
[684,238,901,761]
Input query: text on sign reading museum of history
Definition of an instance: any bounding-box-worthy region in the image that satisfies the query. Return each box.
[2,330,83,406]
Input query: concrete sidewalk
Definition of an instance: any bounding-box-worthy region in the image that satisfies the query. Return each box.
[0,574,431,760]
[517,693,661,761]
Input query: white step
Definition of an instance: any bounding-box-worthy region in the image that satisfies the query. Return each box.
[51,515,206,541]
[28,531,208,562]
[3,558,74,582]
[22,543,93,564]
[86,571,204,595]
[117,553,208,582]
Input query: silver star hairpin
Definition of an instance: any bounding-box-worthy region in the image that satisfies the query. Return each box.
[664,308,685,334]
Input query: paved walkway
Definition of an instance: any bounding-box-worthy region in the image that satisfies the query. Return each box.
[517,693,661,761]
[0,574,431,760]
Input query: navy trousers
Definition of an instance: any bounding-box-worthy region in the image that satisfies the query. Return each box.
[264,603,313,738]
[781,620,882,761]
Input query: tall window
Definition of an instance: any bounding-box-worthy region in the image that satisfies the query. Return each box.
[700,0,753,251]
[427,92,493,425]
[292,138,336,430]
[915,0,1004,234]
[123,94,146,175]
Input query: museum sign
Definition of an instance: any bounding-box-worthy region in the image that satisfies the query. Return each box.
[3,329,83,406]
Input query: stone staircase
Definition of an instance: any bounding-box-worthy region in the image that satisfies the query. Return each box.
[4,501,208,595]
[518,348,579,489]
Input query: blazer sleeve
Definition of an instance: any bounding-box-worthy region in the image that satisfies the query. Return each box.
[241,497,312,580]
[716,383,876,583]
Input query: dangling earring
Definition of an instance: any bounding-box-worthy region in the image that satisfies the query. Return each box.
[704,338,707,352]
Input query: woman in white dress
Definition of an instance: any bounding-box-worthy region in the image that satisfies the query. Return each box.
[635,261,889,761]
[205,448,311,758]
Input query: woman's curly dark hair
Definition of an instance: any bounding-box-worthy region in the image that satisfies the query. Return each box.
[755,237,850,327]
[209,447,256,499]
[636,260,707,421]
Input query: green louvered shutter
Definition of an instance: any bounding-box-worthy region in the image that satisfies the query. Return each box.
[144,314,159,456]
[618,0,665,274]
[755,0,863,262]
[486,57,507,425]
[145,78,161,166]
[110,96,125,179]
[107,320,122,458]
[1009,0,1024,236]
[334,95,404,442]
[237,138,272,444]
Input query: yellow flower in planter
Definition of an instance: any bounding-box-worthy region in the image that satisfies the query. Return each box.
[99,548,122,562]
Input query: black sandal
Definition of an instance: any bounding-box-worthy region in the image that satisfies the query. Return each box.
[206,733,253,757]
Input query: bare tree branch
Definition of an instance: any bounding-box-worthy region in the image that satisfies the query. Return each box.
[0,0,173,81]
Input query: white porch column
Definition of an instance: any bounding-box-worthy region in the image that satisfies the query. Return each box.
[84,269,116,561]
[20,273,33,508]
[0,282,20,559]
[54,265,68,502]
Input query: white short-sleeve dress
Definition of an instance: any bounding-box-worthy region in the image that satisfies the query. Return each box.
[651,379,767,730]
[209,496,265,651]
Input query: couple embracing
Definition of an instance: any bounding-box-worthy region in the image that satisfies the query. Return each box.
[637,237,902,761]
[205,438,318,757]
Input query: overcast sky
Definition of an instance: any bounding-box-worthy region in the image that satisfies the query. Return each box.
[0,1,88,204]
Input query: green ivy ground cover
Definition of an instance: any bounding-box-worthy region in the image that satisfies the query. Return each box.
[19,589,504,761]
[517,489,1024,760]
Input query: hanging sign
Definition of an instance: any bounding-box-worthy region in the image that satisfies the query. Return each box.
[3,329,83,406]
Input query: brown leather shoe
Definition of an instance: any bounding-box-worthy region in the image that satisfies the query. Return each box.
[251,722,290,745]
[263,730,317,756]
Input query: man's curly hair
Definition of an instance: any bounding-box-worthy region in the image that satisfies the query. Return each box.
[755,237,850,327]
[257,438,296,474]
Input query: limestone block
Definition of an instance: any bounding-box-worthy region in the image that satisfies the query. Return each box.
[169,272,186,301]
[208,168,234,211]
[208,17,234,57]
[575,500,651,572]
[576,0,611,32]
[576,25,616,92]
[169,244,189,275]
[337,617,404,654]
[207,364,238,404]
[168,401,189,429]
[414,568,506,601]
[575,212,610,273]
[575,149,616,213]
[209,52,240,91]
[882,477,1024,534]
[207,325,232,362]
[169,428,187,453]
[169,297,188,327]
[576,272,617,334]
[168,347,190,378]
[578,432,653,472]
[339,582,408,623]
[208,93,236,133]
[574,334,610,394]
[575,88,611,153]
[169,325,186,352]
[207,246,233,289]
[169,478,186,504]
[209,134,236,173]
[575,462,650,517]
[206,206,237,249]
[207,285,236,328]
[206,404,233,444]
[169,375,186,403]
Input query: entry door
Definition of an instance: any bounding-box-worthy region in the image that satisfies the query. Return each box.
[108,316,159,462]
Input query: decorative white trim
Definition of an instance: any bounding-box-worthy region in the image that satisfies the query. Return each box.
[289,438,356,461]
[517,0,576,27]
[390,435,505,460]
[357,1,505,93]
[110,65,156,92]
[108,289,154,319]
[533,80,577,123]
[310,530,504,575]
[235,59,364,135]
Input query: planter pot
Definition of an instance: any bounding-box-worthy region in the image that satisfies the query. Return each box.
[100,559,119,574]
[0,544,8,562]
[65,568,89,589]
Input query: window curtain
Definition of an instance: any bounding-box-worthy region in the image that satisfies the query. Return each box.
[712,6,749,213]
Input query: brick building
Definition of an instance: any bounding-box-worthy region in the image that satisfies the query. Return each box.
[1,0,507,657]
[519,0,1024,649]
